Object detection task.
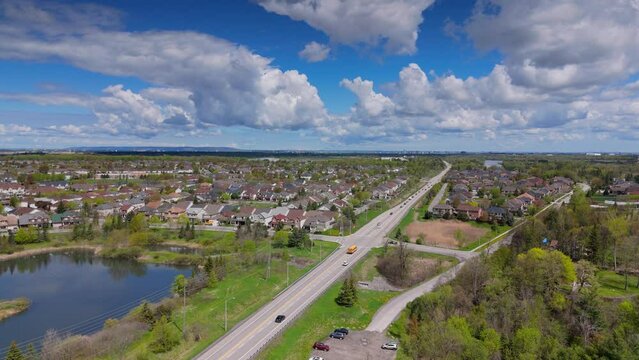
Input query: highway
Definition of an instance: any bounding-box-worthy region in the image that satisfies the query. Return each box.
[194,161,451,360]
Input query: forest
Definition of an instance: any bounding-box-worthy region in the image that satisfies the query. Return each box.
[393,189,639,359]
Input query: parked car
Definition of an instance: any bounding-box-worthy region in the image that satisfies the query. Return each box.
[334,327,349,335]
[313,342,330,351]
[329,331,345,340]
[275,315,286,323]
[382,342,398,350]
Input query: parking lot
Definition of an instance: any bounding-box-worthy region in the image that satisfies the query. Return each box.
[309,331,397,360]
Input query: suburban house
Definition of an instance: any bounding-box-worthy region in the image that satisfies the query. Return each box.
[455,204,483,220]
[0,214,19,234]
[487,206,507,221]
[303,210,336,232]
[432,204,454,217]
[18,210,51,228]
[51,211,82,228]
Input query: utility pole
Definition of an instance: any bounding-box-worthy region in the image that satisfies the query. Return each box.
[267,237,271,279]
[182,280,186,338]
[286,261,289,287]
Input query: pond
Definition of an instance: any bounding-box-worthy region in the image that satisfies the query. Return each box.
[0,250,191,354]
[484,159,503,168]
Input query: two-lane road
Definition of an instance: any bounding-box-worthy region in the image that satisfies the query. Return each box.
[194,162,451,360]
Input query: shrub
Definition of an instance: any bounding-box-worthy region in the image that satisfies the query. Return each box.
[148,316,181,353]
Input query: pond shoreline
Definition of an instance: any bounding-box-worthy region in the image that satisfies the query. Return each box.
[0,245,101,261]
[0,298,31,322]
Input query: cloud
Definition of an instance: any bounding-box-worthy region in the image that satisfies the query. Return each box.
[0,0,330,138]
[298,41,330,62]
[257,0,435,55]
[463,0,639,92]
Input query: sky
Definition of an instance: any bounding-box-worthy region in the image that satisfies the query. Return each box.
[0,0,638,152]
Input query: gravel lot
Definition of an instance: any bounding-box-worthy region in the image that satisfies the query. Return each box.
[309,331,397,360]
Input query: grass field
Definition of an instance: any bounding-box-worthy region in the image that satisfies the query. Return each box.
[460,222,511,251]
[257,249,398,360]
[0,297,30,321]
[597,270,639,298]
[257,248,458,360]
[119,240,339,359]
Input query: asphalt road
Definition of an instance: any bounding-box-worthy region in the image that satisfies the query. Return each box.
[194,162,452,360]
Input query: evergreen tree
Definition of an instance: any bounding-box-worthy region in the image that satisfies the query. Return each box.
[148,316,181,353]
[204,256,214,275]
[24,344,37,360]
[335,275,357,307]
[138,301,155,326]
[5,341,24,360]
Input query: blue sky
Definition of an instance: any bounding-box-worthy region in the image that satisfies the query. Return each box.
[0,0,638,151]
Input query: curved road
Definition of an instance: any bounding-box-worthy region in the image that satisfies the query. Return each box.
[194,162,451,360]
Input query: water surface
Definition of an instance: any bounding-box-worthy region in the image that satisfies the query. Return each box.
[0,250,190,352]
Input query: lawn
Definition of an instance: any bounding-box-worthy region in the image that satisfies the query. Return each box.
[118,240,339,359]
[597,270,639,298]
[389,208,415,238]
[460,222,511,251]
[256,282,397,360]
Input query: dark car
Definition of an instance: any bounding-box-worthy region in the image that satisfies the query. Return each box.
[334,328,349,335]
[329,331,345,340]
[275,315,286,323]
[313,342,330,351]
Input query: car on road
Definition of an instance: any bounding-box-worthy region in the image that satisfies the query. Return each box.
[382,342,398,350]
[390,212,393,215]
[330,331,345,340]
[275,315,286,323]
[313,342,330,351]
[377,222,381,226]
[308,357,324,360]
[342,261,349,266]
[334,327,349,334]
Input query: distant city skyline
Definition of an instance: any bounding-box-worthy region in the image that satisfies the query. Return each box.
[1,0,638,152]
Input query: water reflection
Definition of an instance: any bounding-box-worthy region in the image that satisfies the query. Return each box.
[0,250,149,281]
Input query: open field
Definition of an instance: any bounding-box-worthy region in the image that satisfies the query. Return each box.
[405,219,487,249]
[597,270,639,298]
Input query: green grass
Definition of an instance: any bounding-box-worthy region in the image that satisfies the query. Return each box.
[597,270,639,298]
[257,283,397,360]
[321,203,390,236]
[460,222,511,251]
[389,208,415,238]
[117,241,339,359]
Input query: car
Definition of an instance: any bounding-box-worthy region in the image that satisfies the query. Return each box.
[389,240,398,245]
[342,261,349,266]
[275,315,286,323]
[308,357,324,360]
[313,342,330,351]
[377,222,381,226]
[334,327,349,335]
[382,342,398,350]
[390,212,393,215]
[330,331,345,340]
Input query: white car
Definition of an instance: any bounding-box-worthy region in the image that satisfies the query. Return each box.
[382,342,398,350]
[309,357,324,360]
[342,261,349,266]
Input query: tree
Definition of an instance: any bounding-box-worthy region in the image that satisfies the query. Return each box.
[56,201,68,214]
[172,274,186,295]
[14,228,38,244]
[273,230,289,248]
[138,301,155,326]
[335,275,357,307]
[5,341,24,360]
[128,213,148,233]
[9,196,19,208]
[148,316,181,353]
[288,227,310,248]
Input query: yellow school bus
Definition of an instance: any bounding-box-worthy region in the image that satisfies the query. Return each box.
[347,245,358,254]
